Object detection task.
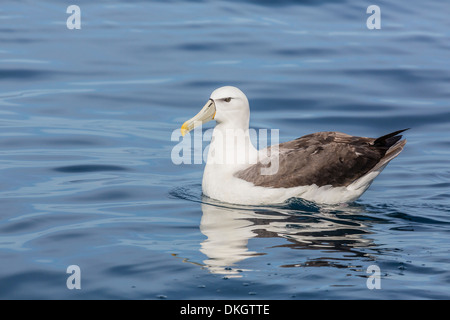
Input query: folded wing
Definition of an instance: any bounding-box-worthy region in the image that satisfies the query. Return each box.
[235,129,408,188]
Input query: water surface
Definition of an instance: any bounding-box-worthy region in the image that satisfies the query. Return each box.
[0,0,449,299]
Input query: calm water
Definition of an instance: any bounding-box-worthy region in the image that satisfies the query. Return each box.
[0,0,449,300]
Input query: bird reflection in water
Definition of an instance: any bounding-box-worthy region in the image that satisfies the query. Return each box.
[198,196,379,277]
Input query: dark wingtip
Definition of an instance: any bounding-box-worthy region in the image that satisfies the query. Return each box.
[374,128,409,147]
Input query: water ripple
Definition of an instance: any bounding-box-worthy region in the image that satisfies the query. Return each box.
[53,164,129,173]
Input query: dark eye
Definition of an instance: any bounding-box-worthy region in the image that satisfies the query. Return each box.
[224,97,232,102]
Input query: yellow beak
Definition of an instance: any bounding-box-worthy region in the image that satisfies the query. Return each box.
[181,99,216,137]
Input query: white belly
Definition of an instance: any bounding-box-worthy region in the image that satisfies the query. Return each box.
[201,163,370,205]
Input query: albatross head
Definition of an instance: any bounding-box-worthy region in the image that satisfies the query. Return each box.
[181,86,250,136]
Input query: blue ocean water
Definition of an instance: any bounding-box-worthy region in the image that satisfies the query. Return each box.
[0,0,449,299]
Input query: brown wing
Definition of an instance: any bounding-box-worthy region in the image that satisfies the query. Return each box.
[235,130,407,188]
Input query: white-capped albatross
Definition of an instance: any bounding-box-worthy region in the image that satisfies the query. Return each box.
[180,86,407,205]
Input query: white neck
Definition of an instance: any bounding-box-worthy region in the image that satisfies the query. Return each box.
[206,122,258,169]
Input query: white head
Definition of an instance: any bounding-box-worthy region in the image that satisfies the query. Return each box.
[210,86,250,128]
[181,86,250,136]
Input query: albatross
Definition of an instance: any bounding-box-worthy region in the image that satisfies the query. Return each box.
[180,86,407,205]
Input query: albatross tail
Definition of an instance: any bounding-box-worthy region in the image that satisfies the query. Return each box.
[348,129,409,191]
[373,128,409,148]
